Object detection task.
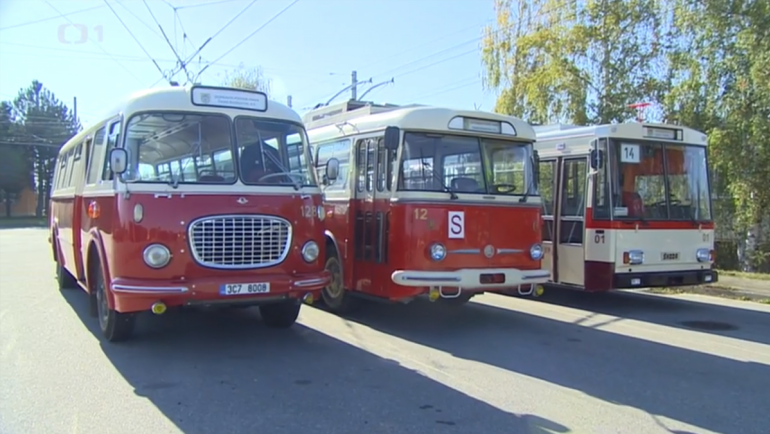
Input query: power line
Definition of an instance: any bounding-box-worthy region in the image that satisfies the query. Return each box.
[42,0,145,86]
[173,0,243,10]
[103,0,165,78]
[142,0,190,81]
[115,0,165,40]
[196,0,301,81]
[0,4,106,31]
[407,77,481,102]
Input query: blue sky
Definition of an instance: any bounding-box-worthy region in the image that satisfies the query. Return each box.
[0,0,500,127]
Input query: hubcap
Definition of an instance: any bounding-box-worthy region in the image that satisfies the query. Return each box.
[324,258,343,299]
[96,278,109,330]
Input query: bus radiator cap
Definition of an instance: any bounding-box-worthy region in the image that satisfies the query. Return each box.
[150,301,167,315]
[302,293,314,305]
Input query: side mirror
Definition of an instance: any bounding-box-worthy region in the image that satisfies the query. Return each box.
[325,157,340,182]
[590,149,604,170]
[109,148,128,175]
[383,126,400,150]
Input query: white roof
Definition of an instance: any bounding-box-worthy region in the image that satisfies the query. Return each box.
[307,104,536,143]
[534,122,708,145]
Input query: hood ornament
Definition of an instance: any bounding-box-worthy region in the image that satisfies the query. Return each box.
[483,245,495,258]
[237,197,248,205]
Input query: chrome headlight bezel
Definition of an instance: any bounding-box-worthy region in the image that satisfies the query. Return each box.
[628,250,644,265]
[429,243,447,261]
[530,243,544,260]
[143,244,171,269]
[301,241,320,263]
[696,248,710,262]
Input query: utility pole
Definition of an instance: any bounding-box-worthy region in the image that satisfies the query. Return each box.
[287,95,293,108]
[73,96,78,121]
[351,70,358,101]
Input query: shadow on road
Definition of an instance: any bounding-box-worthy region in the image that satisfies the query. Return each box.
[59,289,568,434]
[531,288,770,346]
[338,297,768,434]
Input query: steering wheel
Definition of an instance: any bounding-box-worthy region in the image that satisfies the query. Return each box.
[257,172,306,183]
[493,183,516,193]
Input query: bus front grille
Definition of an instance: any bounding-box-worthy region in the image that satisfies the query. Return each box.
[188,215,292,269]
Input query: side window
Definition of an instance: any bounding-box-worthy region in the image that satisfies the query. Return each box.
[55,155,66,190]
[386,147,396,191]
[103,120,121,181]
[592,139,611,219]
[356,139,366,192]
[314,138,350,191]
[376,138,387,192]
[539,160,556,242]
[539,160,556,216]
[365,139,376,192]
[87,127,106,184]
[561,158,587,218]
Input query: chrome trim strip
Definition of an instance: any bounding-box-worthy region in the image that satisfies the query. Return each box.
[293,277,327,287]
[497,248,524,254]
[112,284,189,294]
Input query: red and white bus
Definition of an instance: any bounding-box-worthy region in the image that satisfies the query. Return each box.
[49,85,336,341]
[533,122,717,292]
[304,100,550,313]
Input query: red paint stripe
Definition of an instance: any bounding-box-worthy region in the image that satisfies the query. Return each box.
[585,208,714,230]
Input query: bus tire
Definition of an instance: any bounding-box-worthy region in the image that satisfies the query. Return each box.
[321,249,358,314]
[93,263,136,342]
[55,248,78,290]
[260,301,300,328]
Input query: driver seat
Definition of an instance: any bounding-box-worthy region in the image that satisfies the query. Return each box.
[240,144,267,183]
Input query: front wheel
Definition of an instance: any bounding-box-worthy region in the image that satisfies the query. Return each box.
[260,301,301,328]
[321,250,359,314]
[94,265,136,342]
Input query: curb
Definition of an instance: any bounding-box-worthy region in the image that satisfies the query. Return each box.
[646,284,770,302]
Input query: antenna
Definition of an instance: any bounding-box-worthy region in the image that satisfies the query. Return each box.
[358,78,395,101]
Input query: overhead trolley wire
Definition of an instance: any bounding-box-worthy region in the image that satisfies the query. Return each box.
[42,0,145,86]
[103,0,165,78]
[0,4,106,31]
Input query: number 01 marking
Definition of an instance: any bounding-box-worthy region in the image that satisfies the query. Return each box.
[702,233,710,242]
[414,208,427,220]
[594,233,605,244]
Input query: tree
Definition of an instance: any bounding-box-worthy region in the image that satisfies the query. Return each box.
[11,80,80,217]
[0,101,33,217]
[220,63,272,94]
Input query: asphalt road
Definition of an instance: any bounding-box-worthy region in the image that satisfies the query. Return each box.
[1,228,769,434]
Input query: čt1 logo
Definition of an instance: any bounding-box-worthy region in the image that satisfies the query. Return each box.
[58,24,103,44]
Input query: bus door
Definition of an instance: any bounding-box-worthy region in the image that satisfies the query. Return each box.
[555,157,588,285]
[539,159,557,281]
[70,139,89,281]
[352,137,378,293]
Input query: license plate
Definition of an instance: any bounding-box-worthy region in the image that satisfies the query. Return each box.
[220,282,270,296]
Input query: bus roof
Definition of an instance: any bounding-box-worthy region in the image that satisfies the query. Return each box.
[534,122,708,145]
[58,85,302,155]
[304,100,536,143]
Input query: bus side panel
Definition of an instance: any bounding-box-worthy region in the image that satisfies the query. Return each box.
[80,193,116,291]
[323,199,354,290]
[52,195,78,277]
[583,222,615,291]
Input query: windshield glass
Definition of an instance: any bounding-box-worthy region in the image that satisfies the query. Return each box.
[608,139,712,221]
[398,132,536,196]
[234,117,316,186]
[123,112,235,184]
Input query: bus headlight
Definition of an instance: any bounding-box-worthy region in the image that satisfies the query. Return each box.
[696,248,711,262]
[429,243,446,261]
[301,241,320,262]
[143,244,171,269]
[530,243,544,260]
[624,250,644,265]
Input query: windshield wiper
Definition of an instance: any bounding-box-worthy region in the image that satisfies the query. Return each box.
[259,146,301,191]
[422,160,458,200]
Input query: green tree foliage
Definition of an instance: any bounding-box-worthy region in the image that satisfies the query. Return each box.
[0,102,32,217]
[1,80,80,217]
[220,63,272,94]
[482,0,770,270]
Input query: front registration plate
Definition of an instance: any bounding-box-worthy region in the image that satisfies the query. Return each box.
[220,282,270,296]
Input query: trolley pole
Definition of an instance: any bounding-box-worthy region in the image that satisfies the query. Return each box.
[351,70,358,101]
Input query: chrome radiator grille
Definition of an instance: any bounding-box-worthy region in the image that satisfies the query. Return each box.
[188,215,292,269]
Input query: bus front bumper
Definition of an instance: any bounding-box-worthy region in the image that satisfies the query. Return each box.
[614,269,718,289]
[391,268,551,289]
[110,271,332,313]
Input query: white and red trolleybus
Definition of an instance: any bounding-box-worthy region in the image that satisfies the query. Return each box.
[532,122,718,292]
[49,85,337,341]
[303,100,551,313]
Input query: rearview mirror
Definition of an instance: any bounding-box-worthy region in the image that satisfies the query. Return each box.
[383,126,400,150]
[109,148,128,175]
[325,157,340,183]
[590,149,604,170]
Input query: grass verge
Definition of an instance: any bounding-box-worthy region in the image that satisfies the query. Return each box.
[717,269,770,281]
[646,285,769,304]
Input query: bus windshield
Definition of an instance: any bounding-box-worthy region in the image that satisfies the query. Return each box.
[234,117,315,187]
[398,132,537,196]
[604,139,712,221]
[121,112,315,187]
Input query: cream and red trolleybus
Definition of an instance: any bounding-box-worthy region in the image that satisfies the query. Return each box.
[49,85,337,341]
[532,122,717,292]
[304,100,550,313]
